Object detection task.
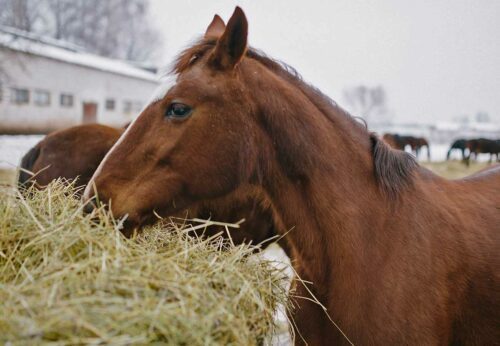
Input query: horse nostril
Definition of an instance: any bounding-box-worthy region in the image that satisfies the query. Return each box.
[83,200,97,214]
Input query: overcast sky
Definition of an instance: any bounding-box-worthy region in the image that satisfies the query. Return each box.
[149,0,499,124]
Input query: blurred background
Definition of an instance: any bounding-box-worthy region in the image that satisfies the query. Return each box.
[1,0,499,172]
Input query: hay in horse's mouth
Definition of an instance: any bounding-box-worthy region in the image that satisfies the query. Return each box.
[0,181,290,344]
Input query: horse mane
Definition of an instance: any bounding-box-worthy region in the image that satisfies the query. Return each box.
[18,143,40,187]
[370,134,417,197]
[173,39,417,196]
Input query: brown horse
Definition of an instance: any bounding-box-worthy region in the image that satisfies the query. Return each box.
[412,136,431,161]
[383,133,430,160]
[382,133,403,150]
[19,123,286,251]
[466,138,500,163]
[18,124,124,189]
[84,8,500,345]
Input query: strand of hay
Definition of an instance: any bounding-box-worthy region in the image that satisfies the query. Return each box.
[0,181,289,345]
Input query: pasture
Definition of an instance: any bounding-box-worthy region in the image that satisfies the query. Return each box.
[0,169,13,186]
[421,160,492,179]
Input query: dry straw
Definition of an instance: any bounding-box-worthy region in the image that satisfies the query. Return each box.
[0,181,290,345]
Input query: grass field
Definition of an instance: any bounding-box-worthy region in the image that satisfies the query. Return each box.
[421,160,493,179]
[0,169,15,186]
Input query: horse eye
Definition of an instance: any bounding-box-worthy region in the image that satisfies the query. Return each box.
[165,103,192,119]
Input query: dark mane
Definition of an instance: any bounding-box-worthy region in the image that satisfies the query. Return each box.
[173,39,417,196]
[370,134,418,197]
[18,143,40,186]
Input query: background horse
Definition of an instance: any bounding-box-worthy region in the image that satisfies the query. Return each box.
[447,138,468,161]
[84,8,499,345]
[383,134,430,160]
[410,136,430,161]
[18,123,287,252]
[19,124,123,189]
[382,133,403,150]
[466,138,500,163]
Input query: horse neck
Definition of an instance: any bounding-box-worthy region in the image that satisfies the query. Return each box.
[247,65,385,287]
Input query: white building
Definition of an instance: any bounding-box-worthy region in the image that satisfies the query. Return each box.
[0,25,160,133]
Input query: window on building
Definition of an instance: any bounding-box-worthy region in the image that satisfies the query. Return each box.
[60,93,74,107]
[10,88,30,104]
[105,99,115,111]
[123,101,133,114]
[34,89,51,106]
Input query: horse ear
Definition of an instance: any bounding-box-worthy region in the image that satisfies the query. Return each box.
[211,7,248,70]
[205,14,226,38]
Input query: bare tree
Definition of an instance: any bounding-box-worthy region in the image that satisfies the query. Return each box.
[343,85,390,123]
[46,0,79,39]
[0,0,163,62]
[0,0,45,32]
[45,0,163,62]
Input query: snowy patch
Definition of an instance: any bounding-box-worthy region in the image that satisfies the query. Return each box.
[0,135,44,169]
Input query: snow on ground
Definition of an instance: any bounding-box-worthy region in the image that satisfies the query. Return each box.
[0,135,44,169]
[259,244,293,346]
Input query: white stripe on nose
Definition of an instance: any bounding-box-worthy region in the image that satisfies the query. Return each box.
[148,73,178,105]
[83,73,179,201]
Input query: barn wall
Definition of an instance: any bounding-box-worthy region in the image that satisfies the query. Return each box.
[0,49,159,133]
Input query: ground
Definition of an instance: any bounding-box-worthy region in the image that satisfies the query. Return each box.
[0,169,15,186]
[421,160,493,179]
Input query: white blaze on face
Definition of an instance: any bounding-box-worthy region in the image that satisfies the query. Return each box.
[148,73,178,105]
[82,74,178,200]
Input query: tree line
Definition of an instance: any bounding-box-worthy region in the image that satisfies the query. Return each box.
[0,0,162,62]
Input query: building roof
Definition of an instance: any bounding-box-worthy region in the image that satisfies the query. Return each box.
[0,25,159,82]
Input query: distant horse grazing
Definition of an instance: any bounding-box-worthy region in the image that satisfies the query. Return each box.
[382,133,403,150]
[466,138,500,163]
[19,124,123,190]
[447,138,468,161]
[383,134,430,160]
[19,123,286,252]
[410,136,430,161]
[84,8,499,345]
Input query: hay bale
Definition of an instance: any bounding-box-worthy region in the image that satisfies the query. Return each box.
[0,182,289,345]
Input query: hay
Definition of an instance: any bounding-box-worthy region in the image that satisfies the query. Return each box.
[0,181,289,345]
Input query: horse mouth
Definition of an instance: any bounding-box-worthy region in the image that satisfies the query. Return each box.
[120,214,155,238]
[120,219,140,238]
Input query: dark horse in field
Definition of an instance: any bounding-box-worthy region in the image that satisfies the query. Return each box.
[383,133,431,160]
[83,8,499,345]
[18,123,286,251]
[447,138,468,161]
[467,138,500,163]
